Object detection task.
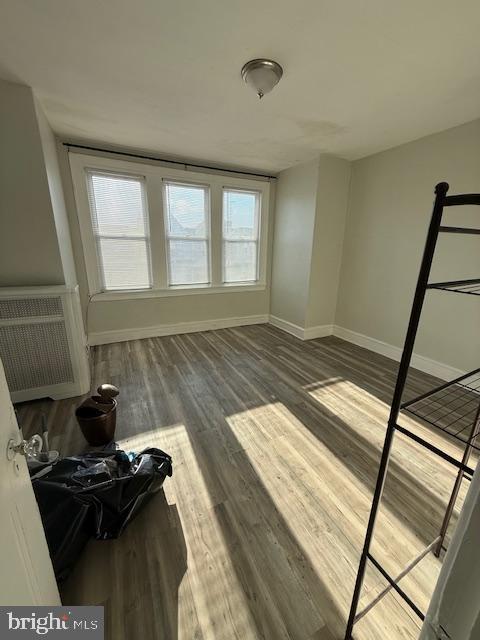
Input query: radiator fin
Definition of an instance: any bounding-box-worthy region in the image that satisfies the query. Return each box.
[0,297,63,319]
[0,321,74,392]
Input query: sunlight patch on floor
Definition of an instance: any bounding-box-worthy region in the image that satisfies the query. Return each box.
[225,401,352,613]
[117,422,185,451]
[120,422,261,637]
[225,398,443,618]
[176,535,258,640]
[307,378,390,425]
[302,376,343,392]
[169,434,260,639]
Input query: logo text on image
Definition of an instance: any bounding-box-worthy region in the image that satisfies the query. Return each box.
[1,606,104,638]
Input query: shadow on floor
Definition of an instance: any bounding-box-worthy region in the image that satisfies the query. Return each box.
[61,491,188,640]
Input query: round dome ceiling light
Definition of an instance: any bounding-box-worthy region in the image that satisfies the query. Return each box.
[241,59,283,99]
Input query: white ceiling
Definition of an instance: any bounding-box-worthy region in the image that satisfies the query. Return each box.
[1,0,480,173]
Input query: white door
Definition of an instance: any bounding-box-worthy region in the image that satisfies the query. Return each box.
[0,357,60,605]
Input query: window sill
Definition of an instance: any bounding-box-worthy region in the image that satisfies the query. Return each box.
[90,282,267,302]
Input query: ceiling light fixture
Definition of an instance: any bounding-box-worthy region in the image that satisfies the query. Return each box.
[241,59,283,99]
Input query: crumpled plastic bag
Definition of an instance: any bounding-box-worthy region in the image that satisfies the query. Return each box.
[31,447,173,582]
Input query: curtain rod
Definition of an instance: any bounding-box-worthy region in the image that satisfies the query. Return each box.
[64,142,277,180]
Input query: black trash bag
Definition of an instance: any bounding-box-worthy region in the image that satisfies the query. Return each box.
[31,447,172,583]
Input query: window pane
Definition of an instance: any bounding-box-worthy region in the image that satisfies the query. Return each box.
[89,172,147,237]
[98,238,150,290]
[223,190,258,240]
[169,240,209,285]
[86,171,152,292]
[165,183,207,238]
[224,241,257,283]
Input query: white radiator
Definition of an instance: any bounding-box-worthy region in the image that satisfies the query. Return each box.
[0,286,90,402]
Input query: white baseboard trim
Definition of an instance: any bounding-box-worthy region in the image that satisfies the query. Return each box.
[304,324,334,340]
[88,314,269,346]
[268,315,464,381]
[268,315,333,341]
[268,315,304,340]
[333,325,465,381]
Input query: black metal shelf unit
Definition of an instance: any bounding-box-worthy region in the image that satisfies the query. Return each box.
[345,183,480,639]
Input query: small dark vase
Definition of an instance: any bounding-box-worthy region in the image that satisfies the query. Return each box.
[75,384,119,446]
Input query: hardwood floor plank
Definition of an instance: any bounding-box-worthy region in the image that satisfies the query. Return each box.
[16,326,471,640]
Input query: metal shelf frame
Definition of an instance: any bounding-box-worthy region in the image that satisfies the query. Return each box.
[401,368,480,450]
[345,182,480,639]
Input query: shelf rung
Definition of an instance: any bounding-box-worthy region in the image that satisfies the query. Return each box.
[444,194,480,207]
[439,226,480,235]
[355,538,440,623]
[365,553,425,621]
[427,277,480,296]
[427,277,480,288]
[394,424,475,475]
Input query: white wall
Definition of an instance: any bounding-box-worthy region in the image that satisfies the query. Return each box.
[87,290,269,336]
[336,119,480,372]
[270,156,351,333]
[270,160,319,328]
[35,101,77,287]
[306,156,350,328]
[0,80,64,286]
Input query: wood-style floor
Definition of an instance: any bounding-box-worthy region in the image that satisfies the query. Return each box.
[17,325,471,640]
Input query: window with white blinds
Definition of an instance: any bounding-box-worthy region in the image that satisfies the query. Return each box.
[222,189,260,283]
[87,171,152,291]
[164,182,210,286]
[71,154,269,298]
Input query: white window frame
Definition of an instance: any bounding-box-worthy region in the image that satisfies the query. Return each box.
[163,180,212,286]
[222,187,261,284]
[85,169,153,292]
[69,152,270,300]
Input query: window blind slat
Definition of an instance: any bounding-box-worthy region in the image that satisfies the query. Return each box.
[87,171,151,291]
